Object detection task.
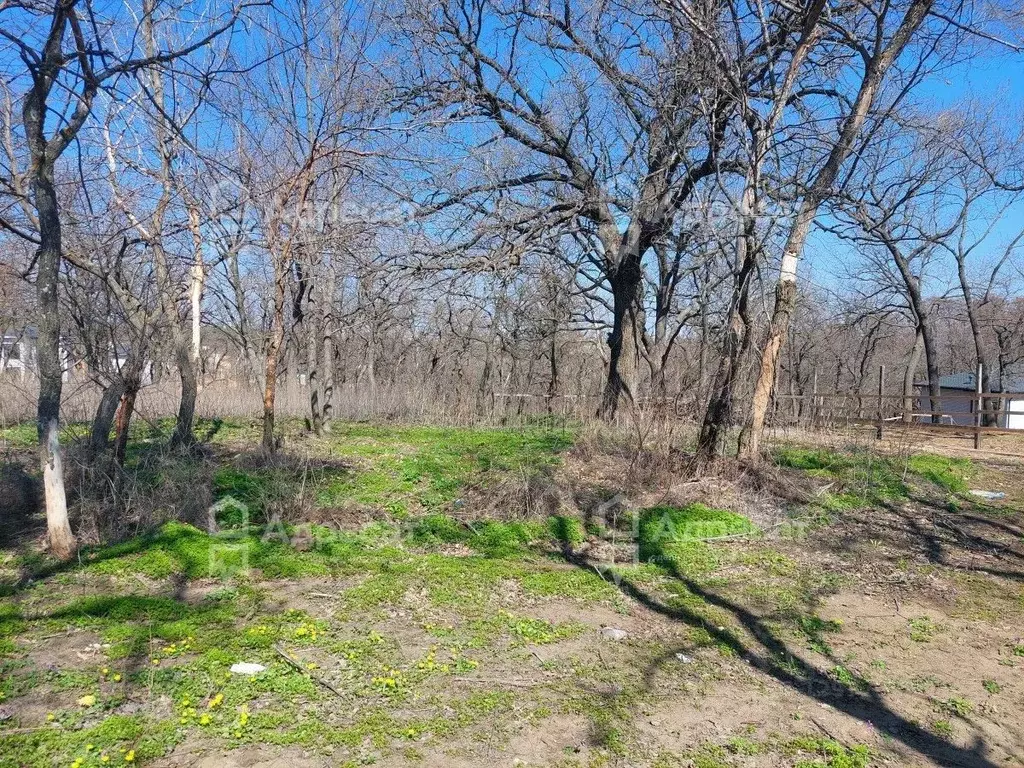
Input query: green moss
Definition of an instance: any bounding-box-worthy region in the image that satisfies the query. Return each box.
[407,513,582,559]
[0,421,83,448]
[774,446,907,501]
[548,515,586,548]
[776,446,975,507]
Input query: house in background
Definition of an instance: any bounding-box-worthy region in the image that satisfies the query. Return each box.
[917,368,1024,429]
[0,328,37,380]
[1,327,149,384]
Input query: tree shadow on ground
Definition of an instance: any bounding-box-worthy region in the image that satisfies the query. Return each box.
[564,549,1001,768]
[818,492,1024,584]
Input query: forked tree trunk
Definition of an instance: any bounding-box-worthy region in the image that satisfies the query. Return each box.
[598,256,645,419]
[695,0,826,463]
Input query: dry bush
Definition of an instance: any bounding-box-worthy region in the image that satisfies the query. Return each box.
[63,443,216,544]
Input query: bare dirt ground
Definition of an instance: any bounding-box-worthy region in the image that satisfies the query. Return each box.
[2,426,1023,768]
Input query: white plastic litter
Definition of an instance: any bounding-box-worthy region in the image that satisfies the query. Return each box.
[969,490,1006,500]
[230,662,267,675]
[675,653,693,663]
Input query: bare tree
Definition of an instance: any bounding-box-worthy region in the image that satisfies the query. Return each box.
[0,0,243,558]
[739,0,943,459]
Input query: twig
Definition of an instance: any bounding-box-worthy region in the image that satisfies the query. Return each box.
[810,717,854,751]
[452,675,564,687]
[274,644,346,698]
[0,726,61,735]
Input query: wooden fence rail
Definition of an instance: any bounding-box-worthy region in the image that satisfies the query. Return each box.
[771,364,1021,450]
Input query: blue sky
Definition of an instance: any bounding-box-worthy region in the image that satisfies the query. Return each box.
[808,46,1024,305]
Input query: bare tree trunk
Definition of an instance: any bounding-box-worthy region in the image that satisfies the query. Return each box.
[956,259,995,424]
[739,268,798,459]
[547,325,558,415]
[738,0,933,461]
[190,262,203,370]
[902,329,924,423]
[919,313,943,424]
[599,257,644,419]
[112,384,140,468]
[90,379,125,456]
[695,1,826,462]
[320,264,337,432]
[696,256,755,463]
[263,260,288,453]
[32,170,76,559]
[170,340,198,449]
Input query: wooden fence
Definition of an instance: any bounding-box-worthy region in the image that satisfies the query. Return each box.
[771,364,1024,450]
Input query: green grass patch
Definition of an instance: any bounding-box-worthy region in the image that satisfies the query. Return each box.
[314,424,572,516]
[638,504,755,577]
[406,512,588,559]
[905,454,972,494]
[775,446,975,507]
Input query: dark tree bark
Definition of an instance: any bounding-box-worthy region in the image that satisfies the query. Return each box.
[90,379,125,456]
[598,256,645,419]
[170,342,198,449]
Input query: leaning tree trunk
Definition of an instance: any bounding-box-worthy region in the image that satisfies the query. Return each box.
[111,353,146,467]
[91,348,145,457]
[598,256,645,420]
[737,0,933,461]
[90,379,126,456]
[32,170,76,560]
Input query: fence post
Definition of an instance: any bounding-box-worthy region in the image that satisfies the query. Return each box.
[876,365,885,440]
[974,362,983,450]
[811,366,818,427]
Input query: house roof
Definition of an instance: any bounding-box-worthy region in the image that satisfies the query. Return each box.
[938,368,1024,394]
